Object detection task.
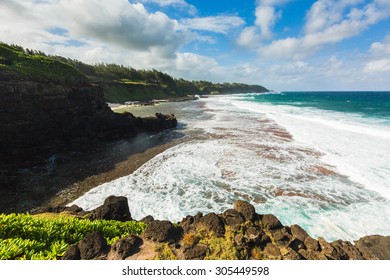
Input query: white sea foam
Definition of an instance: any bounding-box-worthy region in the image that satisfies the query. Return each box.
[71,95,390,241]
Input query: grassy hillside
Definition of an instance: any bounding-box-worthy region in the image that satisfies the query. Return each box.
[0,43,86,84]
[0,42,269,102]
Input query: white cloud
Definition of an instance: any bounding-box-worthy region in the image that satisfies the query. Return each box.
[364,35,390,73]
[258,0,390,60]
[364,59,390,73]
[236,27,262,48]
[255,6,280,38]
[180,15,245,34]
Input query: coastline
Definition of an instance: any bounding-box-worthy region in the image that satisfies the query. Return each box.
[0,100,196,214]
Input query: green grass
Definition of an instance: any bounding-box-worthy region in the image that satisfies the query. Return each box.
[0,42,86,84]
[0,213,146,260]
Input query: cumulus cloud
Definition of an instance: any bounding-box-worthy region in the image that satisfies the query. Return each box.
[255,6,280,38]
[0,0,184,58]
[180,15,245,34]
[237,0,287,47]
[259,0,390,60]
[364,35,390,73]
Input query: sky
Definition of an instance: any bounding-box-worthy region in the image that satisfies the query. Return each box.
[1,0,390,91]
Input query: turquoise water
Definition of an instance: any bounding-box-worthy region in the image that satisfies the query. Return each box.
[73,94,390,241]
[245,91,390,122]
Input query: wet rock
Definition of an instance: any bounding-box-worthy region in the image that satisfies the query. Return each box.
[260,214,283,230]
[62,244,81,260]
[140,215,154,225]
[109,235,143,260]
[234,200,257,221]
[221,209,245,229]
[355,235,390,260]
[144,220,180,243]
[92,196,132,222]
[198,213,225,237]
[78,232,109,260]
[183,244,208,260]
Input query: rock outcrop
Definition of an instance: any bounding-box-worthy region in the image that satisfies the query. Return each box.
[0,70,177,178]
[60,196,390,260]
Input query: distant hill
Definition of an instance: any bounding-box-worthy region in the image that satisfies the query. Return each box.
[0,42,268,103]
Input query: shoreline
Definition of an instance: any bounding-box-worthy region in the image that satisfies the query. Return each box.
[0,100,196,214]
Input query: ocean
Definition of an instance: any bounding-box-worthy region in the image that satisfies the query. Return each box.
[71,92,390,241]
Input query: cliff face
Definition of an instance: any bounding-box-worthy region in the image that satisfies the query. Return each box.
[0,69,177,176]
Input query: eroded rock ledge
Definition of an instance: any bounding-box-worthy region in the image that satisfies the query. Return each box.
[0,72,177,181]
[51,196,390,260]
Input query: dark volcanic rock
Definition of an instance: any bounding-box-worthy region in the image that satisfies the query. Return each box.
[244,226,270,248]
[355,235,390,260]
[233,200,257,221]
[0,72,178,176]
[144,220,180,243]
[78,232,109,260]
[140,215,154,224]
[222,209,245,229]
[260,214,283,230]
[92,196,132,221]
[109,235,143,260]
[179,216,195,233]
[198,213,225,237]
[183,244,208,260]
[290,224,309,242]
[62,244,81,260]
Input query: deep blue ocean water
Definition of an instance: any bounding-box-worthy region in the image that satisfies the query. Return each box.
[245,91,390,121]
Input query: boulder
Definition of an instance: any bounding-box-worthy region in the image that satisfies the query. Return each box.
[183,244,208,260]
[144,220,179,242]
[92,196,132,221]
[304,236,320,252]
[198,213,225,237]
[263,243,281,259]
[221,209,245,229]
[260,214,283,230]
[244,226,270,248]
[179,216,195,233]
[62,244,81,260]
[272,227,293,247]
[140,215,154,224]
[78,232,109,260]
[290,224,309,241]
[331,240,364,260]
[233,200,257,221]
[109,235,143,260]
[355,235,390,260]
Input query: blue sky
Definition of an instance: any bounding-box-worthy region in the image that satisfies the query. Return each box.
[1,0,390,91]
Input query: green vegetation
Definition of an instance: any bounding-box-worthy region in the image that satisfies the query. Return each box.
[0,42,86,84]
[0,42,268,102]
[0,213,146,260]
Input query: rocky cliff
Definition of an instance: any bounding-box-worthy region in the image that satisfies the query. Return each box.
[0,44,177,181]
